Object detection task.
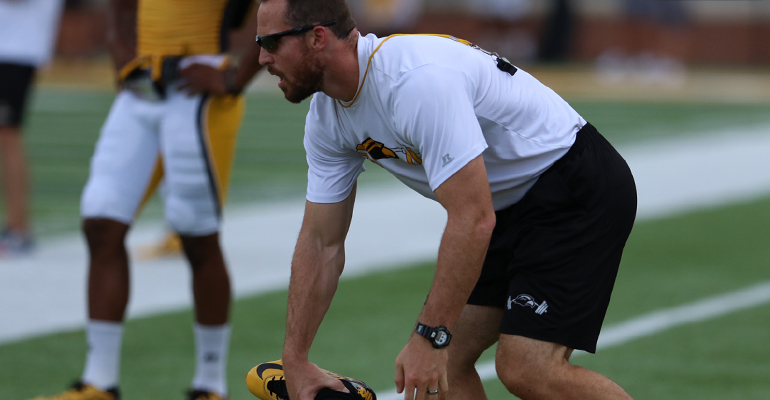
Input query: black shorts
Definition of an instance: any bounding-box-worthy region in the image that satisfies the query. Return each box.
[467,123,637,353]
[0,63,36,127]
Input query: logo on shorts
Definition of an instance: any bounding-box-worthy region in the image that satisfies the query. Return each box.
[508,294,549,315]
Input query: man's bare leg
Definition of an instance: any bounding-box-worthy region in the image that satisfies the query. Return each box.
[0,127,31,234]
[83,218,131,321]
[80,218,131,390]
[446,305,502,400]
[181,233,231,396]
[496,335,632,400]
[180,233,231,325]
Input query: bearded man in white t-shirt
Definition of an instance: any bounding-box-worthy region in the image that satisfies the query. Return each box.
[254,0,638,399]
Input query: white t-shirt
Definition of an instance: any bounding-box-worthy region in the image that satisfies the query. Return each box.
[0,0,65,66]
[304,33,586,211]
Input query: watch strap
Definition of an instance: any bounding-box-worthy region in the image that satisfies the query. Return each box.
[414,322,451,348]
[415,322,431,339]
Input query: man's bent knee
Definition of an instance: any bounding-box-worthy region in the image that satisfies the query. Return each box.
[495,335,573,399]
[448,305,502,368]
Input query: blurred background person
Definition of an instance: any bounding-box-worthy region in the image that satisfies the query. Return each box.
[596,0,690,86]
[538,0,575,63]
[0,0,65,257]
[351,0,424,37]
[467,0,536,62]
[28,0,263,399]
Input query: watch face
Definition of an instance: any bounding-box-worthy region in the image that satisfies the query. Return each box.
[416,323,451,348]
[435,331,449,346]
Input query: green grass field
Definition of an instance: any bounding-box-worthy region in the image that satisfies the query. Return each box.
[2,196,770,399]
[2,86,770,399]
[18,87,770,235]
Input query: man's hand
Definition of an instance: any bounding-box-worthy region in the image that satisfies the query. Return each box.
[395,334,449,400]
[284,359,347,400]
[178,63,229,95]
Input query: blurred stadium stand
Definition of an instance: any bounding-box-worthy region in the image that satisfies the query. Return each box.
[53,0,770,65]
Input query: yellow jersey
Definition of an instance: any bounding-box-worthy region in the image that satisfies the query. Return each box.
[138,0,253,57]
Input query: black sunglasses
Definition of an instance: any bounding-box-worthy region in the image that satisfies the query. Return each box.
[256,21,336,52]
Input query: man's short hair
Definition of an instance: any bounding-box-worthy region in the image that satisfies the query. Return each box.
[265,0,356,39]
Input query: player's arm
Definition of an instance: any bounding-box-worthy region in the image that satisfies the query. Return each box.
[106,0,137,74]
[229,40,265,94]
[422,155,495,328]
[283,185,357,400]
[179,1,265,96]
[179,40,265,95]
[395,155,496,400]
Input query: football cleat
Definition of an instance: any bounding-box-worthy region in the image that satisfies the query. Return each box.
[246,360,288,400]
[246,360,376,400]
[187,389,228,400]
[28,381,120,400]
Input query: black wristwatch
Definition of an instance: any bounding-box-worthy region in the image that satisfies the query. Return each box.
[414,323,452,349]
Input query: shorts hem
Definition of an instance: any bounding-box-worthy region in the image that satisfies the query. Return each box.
[500,328,597,354]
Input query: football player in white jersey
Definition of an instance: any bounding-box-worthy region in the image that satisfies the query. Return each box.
[255,0,637,400]
[30,1,264,400]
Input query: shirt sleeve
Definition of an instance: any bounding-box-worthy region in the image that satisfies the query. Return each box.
[304,99,366,203]
[392,64,488,192]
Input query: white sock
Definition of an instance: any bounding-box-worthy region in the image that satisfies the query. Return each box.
[81,320,123,390]
[191,323,231,396]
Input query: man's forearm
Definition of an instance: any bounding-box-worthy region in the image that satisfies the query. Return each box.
[107,0,137,72]
[283,233,345,362]
[421,156,497,331]
[418,214,493,330]
[230,41,265,93]
[281,196,356,400]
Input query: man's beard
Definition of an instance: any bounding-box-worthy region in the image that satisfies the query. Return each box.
[283,52,324,104]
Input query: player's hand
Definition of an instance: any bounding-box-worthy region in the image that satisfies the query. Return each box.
[395,335,449,400]
[178,63,228,95]
[284,358,348,400]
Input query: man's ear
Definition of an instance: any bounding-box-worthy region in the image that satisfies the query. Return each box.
[307,25,329,51]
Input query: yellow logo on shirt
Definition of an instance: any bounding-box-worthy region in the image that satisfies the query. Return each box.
[356,138,398,161]
[356,137,423,166]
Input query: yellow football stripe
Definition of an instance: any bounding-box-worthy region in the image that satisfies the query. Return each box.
[202,93,245,206]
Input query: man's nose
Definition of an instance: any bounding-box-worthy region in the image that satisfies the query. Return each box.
[258,48,272,66]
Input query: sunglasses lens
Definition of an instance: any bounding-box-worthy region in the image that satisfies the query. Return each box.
[257,36,277,52]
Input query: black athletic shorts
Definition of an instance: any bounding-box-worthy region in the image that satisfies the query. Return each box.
[467,123,637,353]
[0,63,36,127]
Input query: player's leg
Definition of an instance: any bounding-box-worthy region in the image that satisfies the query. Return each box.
[79,218,130,398]
[445,305,501,400]
[495,335,631,400]
[0,62,36,255]
[181,233,231,325]
[161,91,244,398]
[490,123,637,399]
[132,157,190,260]
[180,231,232,399]
[132,157,186,260]
[77,91,161,394]
[0,127,31,235]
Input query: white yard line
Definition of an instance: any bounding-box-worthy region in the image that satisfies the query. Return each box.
[377,280,770,400]
[1,125,770,345]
